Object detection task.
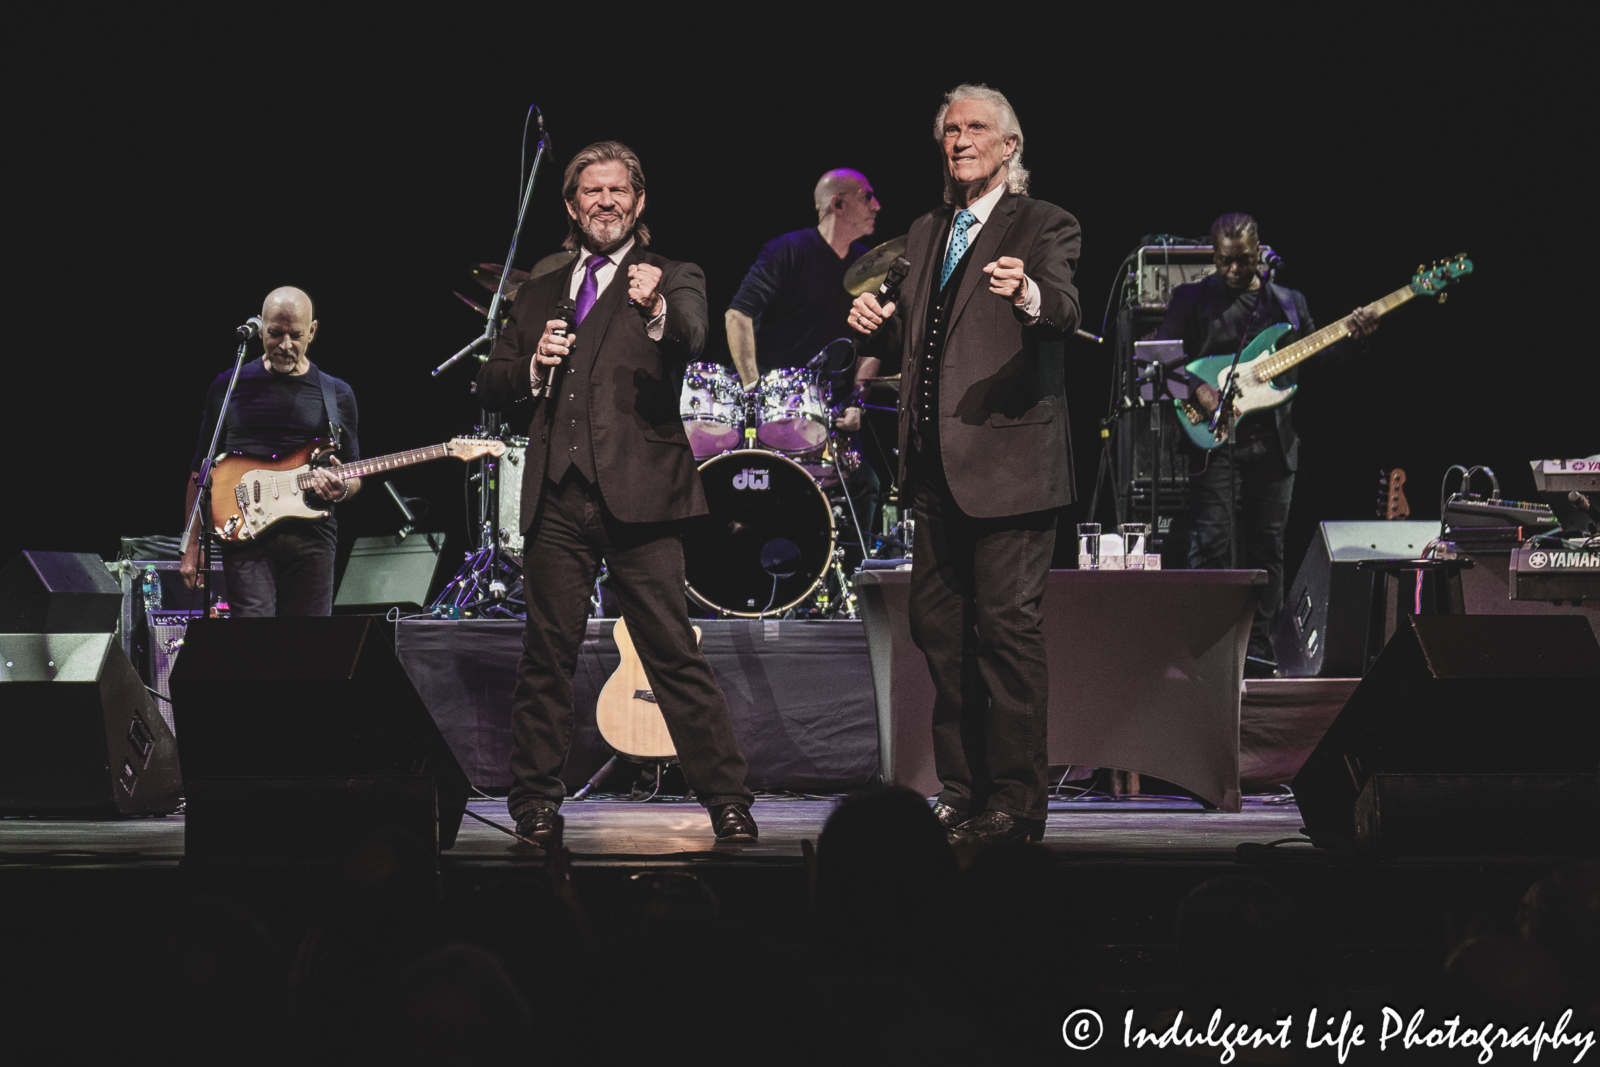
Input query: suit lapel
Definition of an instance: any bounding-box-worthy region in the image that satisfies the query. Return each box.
[948,190,1017,332]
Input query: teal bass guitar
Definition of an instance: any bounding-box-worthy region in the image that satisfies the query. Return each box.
[1174,255,1474,450]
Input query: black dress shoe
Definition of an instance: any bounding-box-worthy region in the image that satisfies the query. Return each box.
[952,809,1045,843]
[931,801,971,830]
[514,806,559,844]
[710,803,759,842]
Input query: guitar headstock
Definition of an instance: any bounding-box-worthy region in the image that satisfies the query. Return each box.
[1411,254,1473,302]
[447,436,509,460]
[1378,468,1411,521]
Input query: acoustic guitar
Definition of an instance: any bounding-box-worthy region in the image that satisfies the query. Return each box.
[594,617,697,762]
[208,436,505,542]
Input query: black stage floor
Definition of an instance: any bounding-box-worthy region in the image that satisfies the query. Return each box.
[1,795,1309,868]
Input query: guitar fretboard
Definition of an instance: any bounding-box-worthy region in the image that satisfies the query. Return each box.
[1250,284,1417,382]
[293,443,453,490]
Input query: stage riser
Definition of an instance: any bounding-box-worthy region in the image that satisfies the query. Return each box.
[396,618,880,793]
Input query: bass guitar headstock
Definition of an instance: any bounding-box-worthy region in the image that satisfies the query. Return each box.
[447,436,509,460]
[1410,254,1473,303]
[1378,467,1411,520]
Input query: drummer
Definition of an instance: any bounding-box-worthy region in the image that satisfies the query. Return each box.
[726,168,883,529]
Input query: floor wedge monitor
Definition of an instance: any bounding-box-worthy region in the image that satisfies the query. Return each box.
[1292,614,1600,850]
[0,632,182,816]
[168,616,469,852]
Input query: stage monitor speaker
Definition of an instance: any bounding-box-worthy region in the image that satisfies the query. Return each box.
[0,632,182,816]
[1272,521,1438,677]
[1353,774,1599,858]
[1292,614,1600,850]
[0,551,124,634]
[168,616,469,851]
[335,534,443,612]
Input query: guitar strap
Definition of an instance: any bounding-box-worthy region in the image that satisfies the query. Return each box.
[311,363,344,453]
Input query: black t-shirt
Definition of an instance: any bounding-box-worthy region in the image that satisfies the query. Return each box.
[728,227,869,371]
[191,360,360,471]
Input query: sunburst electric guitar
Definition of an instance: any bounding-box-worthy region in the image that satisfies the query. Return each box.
[208,436,505,542]
[1175,255,1474,450]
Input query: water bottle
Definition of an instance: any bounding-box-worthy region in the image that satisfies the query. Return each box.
[142,565,163,614]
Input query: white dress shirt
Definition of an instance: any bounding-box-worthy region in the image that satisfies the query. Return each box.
[942,180,1041,320]
[531,236,666,390]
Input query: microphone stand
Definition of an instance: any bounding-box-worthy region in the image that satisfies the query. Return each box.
[1212,262,1275,570]
[179,327,255,611]
[429,107,553,619]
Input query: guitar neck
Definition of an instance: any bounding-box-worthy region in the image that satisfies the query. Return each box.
[1250,284,1416,382]
[292,442,453,490]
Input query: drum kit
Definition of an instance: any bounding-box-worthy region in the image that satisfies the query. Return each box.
[433,237,912,620]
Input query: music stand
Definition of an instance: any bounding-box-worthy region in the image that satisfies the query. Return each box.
[1131,340,1191,555]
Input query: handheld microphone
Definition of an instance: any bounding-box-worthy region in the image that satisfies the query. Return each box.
[236,316,264,340]
[875,256,911,309]
[535,299,577,398]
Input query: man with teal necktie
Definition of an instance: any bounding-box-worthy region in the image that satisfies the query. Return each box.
[852,84,1082,843]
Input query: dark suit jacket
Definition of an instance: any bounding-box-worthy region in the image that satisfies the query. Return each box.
[889,190,1082,518]
[476,244,710,525]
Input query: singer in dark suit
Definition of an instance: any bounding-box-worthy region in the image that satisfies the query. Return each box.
[476,141,756,844]
[852,85,1081,842]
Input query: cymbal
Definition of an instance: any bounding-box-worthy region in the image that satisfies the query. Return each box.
[843,235,909,297]
[859,374,901,382]
[528,251,578,280]
[472,252,576,302]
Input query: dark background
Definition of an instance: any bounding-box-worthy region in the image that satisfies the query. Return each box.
[7,16,1591,583]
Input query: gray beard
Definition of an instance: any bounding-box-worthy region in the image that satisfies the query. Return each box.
[580,215,631,250]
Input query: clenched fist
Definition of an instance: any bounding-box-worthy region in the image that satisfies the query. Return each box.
[627,263,664,317]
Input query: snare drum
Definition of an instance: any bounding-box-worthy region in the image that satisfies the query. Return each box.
[684,450,835,617]
[679,362,744,459]
[755,368,829,455]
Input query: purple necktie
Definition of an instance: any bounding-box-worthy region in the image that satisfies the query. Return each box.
[574,254,610,325]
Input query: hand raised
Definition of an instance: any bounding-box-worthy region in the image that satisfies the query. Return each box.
[627,263,664,317]
[983,256,1029,305]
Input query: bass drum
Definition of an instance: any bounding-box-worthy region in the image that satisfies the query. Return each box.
[684,450,835,617]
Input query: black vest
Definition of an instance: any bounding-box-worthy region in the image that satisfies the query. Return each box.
[546,293,601,484]
[914,227,977,451]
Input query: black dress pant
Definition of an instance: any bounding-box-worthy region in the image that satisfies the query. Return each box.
[909,445,1058,821]
[508,470,752,821]
[1186,428,1295,662]
[220,522,336,617]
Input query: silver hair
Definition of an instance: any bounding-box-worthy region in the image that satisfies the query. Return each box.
[933,84,1030,204]
[813,168,866,222]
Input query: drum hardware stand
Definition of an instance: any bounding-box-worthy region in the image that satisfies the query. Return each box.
[427,105,552,618]
[180,319,259,611]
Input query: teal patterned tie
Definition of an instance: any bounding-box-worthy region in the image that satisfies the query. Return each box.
[940,208,977,290]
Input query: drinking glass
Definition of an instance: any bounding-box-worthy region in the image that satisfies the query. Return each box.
[1120,523,1149,570]
[1077,523,1100,570]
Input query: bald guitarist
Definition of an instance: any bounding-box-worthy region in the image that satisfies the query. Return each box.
[181,286,360,617]
[1157,213,1377,677]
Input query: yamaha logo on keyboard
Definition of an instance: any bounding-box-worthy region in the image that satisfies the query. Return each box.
[1527,550,1600,569]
